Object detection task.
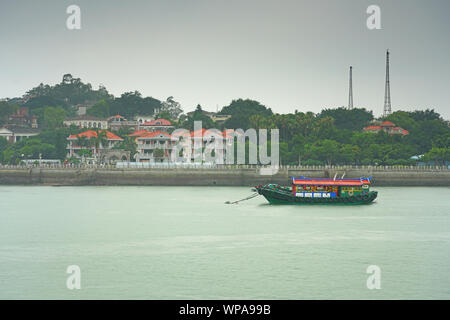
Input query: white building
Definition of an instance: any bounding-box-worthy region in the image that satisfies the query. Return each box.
[129,127,238,163]
[134,131,177,162]
[66,130,123,158]
[134,115,155,125]
[107,115,139,132]
[63,115,108,130]
[186,110,231,124]
[171,128,237,163]
[0,126,41,143]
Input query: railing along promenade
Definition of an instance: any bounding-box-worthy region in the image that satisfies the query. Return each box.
[0,163,448,171]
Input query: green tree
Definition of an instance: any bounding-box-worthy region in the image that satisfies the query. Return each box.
[31,106,67,129]
[339,144,361,164]
[279,142,290,165]
[160,96,183,119]
[289,134,307,165]
[113,136,137,157]
[2,146,19,164]
[153,148,165,158]
[43,106,66,128]
[422,147,449,165]
[1,138,57,163]
[93,130,108,156]
[109,91,161,118]
[156,111,172,121]
[0,137,8,162]
[384,111,418,132]
[318,107,374,131]
[220,99,273,130]
[77,149,92,158]
[410,109,442,122]
[304,139,340,165]
[294,112,316,138]
[36,126,84,160]
[0,102,18,125]
[87,99,110,118]
[178,105,215,130]
[18,139,56,159]
[25,74,112,109]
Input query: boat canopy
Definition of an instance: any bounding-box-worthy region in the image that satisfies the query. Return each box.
[292,176,372,186]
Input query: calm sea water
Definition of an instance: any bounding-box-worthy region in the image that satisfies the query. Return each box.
[0,186,449,299]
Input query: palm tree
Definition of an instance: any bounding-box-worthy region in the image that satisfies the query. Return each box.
[296,112,315,137]
[76,135,88,148]
[93,130,108,158]
[249,114,262,129]
[75,135,93,159]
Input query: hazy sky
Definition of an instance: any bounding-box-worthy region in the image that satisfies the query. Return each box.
[1,0,449,118]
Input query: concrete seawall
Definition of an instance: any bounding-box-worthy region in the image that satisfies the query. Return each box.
[0,167,449,186]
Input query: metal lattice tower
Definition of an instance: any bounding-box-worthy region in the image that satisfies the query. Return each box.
[348,66,353,109]
[383,50,392,117]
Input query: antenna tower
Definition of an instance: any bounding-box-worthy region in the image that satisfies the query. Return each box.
[348,66,353,109]
[383,50,392,116]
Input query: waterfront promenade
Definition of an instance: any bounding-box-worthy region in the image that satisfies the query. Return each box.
[0,165,449,186]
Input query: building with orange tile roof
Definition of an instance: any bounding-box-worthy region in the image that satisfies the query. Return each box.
[363,121,409,136]
[135,130,177,162]
[170,128,239,163]
[139,118,174,132]
[107,114,139,132]
[128,129,149,138]
[67,130,124,158]
[133,127,240,163]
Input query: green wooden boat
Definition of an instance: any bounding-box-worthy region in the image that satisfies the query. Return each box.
[254,176,377,205]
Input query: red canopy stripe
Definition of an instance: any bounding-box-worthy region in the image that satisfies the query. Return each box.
[292,178,371,186]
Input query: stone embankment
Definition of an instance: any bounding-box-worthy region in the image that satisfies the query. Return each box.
[0,165,448,186]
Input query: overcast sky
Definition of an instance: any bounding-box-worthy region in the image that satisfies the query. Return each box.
[1,0,449,118]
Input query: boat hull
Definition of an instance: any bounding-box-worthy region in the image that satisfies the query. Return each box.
[255,185,377,205]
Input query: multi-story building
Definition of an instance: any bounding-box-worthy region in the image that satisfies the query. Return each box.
[134,115,155,125]
[107,114,139,132]
[7,107,38,128]
[134,131,177,162]
[139,118,173,132]
[63,115,109,130]
[66,130,123,158]
[130,127,239,163]
[171,128,236,163]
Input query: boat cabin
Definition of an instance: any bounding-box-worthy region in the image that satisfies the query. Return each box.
[291,176,372,198]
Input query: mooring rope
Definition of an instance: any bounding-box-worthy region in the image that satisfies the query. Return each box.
[225,193,259,204]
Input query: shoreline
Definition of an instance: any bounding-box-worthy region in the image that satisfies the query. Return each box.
[0,167,449,186]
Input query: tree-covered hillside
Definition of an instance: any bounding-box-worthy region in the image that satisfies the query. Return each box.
[0,75,448,166]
